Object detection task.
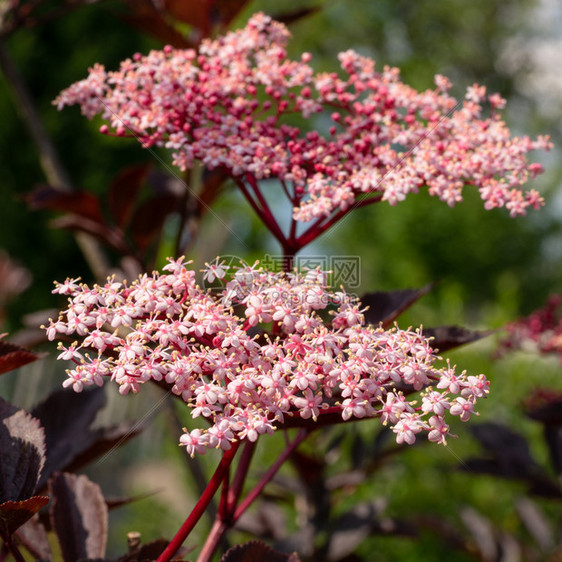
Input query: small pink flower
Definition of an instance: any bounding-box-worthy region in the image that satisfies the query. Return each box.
[392,413,424,445]
[449,397,477,422]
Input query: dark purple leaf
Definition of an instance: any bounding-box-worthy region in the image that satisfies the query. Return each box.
[273,7,321,26]
[165,0,251,31]
[51,215,130,255]
[0,496,49,539]
[108,164,150,229]
[219,540,301,562]
[543,426,562,478]
[32,387,105,490]
[525,395,562,425]
[361,283,434,327]
[105,490,158,511]
[423,325,493,353]
[0,340,41,375]
[129,194,181,253]
[64,419,147,476]
[49,472,108,562]
[0,399,46,502]
[120,11,194,48]
[469,423,539,474]
[289,450,324,484]
[147,168,185,195]
[465,423,562,499]
[523,392,562,476]
[15,512,52,560]
[27,185,104,223]
[325,470,367,492]
[117,538,174,562]
[372,426,393,458]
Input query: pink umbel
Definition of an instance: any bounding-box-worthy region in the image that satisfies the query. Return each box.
[55,13,550,227]
[46,258,489,451]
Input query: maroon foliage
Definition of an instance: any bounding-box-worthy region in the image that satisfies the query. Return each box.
[361,284,434,327]
[464,422,562,499]
[0,339,41,375]
[0,398,48,540]
[424,325,492,353]
[0,399,45,502]
[219,540,301,562]
[49,472,108,562]
[32,387,145,490]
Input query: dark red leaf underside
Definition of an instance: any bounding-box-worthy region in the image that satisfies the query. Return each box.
[130,194,181,253]
[27,185,104,223]
[0,496,49,538]
[119,0,194,48]
[51,215,128,254]
[108,164,150,228]
[0,340,40,375]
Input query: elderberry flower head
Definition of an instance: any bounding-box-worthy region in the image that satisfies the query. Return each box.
[45,258,489,454]
[55,13,550,223]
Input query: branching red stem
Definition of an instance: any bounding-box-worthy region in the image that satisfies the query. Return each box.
[156,442,241,562]
[233,429,310,522]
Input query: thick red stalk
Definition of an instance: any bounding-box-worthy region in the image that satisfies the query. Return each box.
[157,442,241,562]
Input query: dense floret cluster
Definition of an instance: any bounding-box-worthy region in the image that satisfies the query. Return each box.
[45,258,489,454]
[55,13,550,223]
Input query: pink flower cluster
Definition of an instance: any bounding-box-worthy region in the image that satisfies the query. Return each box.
[45,258,489,454]
[55,13,550,222]
[501,294,562,360]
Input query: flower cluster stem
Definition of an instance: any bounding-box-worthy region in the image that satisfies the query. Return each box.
[157,442,241,562]
[196,430,310,561]
[233,429,310,521]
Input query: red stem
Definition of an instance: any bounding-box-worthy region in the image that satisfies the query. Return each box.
[156,442,241,562]
[245,174,288,245]
[233,429,310,522]
[234,177,287,247]
[197,519,228,562]
[196,430,309,561]
[228,440,257,510]
[297,194,383,248]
